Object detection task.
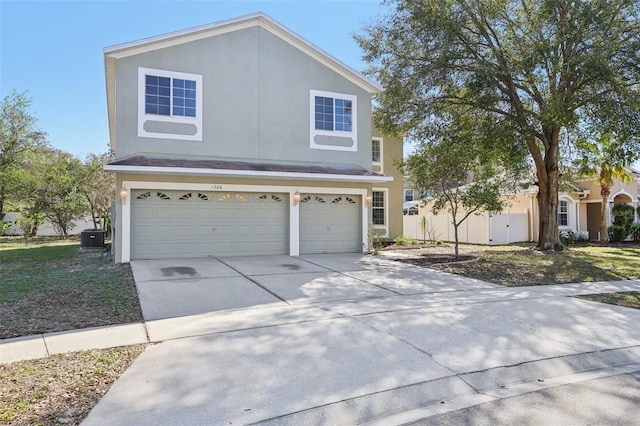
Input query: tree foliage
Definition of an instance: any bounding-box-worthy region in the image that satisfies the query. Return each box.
[404,109,523,257]
[80,152,115,230]
[0,91,47,215]
[357,0,640,250]
[18,148,89,238]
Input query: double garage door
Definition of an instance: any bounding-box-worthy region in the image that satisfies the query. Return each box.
[131,190,361,259]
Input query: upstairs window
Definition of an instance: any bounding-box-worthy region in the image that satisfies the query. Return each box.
[138,67,203,141]
[314,96,352,131]
[309,90,357,152]
[145,75,197,117]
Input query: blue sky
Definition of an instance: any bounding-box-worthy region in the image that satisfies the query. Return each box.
[1,0,385,158]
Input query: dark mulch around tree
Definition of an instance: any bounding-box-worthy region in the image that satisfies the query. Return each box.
[396,254,478,266]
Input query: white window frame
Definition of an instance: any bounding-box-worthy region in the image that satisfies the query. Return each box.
[372,188,388,237]
[372,137,383,172]
[309,89,357,152]
[138,67,203,141]
[558,196,577,230]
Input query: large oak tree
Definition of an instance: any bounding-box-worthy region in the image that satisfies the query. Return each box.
[358,0,640,250]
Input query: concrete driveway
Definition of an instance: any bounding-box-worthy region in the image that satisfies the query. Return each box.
[129,253,497,321]
[83,254,640,425]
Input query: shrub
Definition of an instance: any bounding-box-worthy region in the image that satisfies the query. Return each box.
[608,225,627,242]
[395,236,412,245]
[560,230,577,245]
[611,204,635,236]
[630,223,640,242]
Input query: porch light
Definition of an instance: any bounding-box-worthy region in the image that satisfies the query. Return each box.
[292,190,300,206]
[119,186,129,204]
[365,195,373,207]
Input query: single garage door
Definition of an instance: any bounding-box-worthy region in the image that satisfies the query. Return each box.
[299,194,361,254]
[131,190,288,259]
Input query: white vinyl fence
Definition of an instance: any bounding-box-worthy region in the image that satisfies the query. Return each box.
[403,211,529,245]
[1,212,96,237]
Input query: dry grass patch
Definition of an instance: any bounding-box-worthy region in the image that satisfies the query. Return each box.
[0,345,146,425]
[389,243,640,286]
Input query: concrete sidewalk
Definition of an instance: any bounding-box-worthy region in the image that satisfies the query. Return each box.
[2,254,640,425]
[80,284,640,425]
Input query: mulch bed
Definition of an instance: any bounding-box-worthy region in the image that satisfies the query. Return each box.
[396,254,478,266]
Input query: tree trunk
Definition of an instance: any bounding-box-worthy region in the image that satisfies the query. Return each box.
[600,184,610,242]
[535,129,563,251]
[453,223,459,258]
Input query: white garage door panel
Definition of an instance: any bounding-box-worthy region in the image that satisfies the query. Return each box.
[131,190,288,259]
[300,194,361,254]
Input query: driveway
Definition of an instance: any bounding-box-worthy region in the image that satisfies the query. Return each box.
[129,253,497,321]
[83,254,640,425]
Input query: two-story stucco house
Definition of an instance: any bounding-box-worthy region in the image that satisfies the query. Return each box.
[103,13,400,263]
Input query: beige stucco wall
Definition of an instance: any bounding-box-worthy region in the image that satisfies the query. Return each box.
[413,174,639,245]
[372,129,404,240]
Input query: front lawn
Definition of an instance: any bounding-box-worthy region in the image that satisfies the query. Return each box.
[0,345,146,425]
[0,237,143,339]
[429,244,640,286]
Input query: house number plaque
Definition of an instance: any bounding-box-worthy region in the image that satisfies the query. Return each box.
[210,185,223,190]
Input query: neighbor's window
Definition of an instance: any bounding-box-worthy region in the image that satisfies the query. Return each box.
[558,200,568,226]
[372,139,381,163]
[145,75,197,117]
[372,191,385,225]
[404,188,414,202]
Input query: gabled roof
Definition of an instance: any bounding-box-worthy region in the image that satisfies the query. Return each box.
[104,12,381,148]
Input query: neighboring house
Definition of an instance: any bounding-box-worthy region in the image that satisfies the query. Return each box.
[103,13,399,263]
[402,180,419,215]
[407,171,640,244]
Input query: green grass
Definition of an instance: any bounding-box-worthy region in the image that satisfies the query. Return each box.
[577,291,640,309]
[433,244,640,287]
[0,237,142,339]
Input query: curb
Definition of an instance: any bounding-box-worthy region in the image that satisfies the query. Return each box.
[252,346,640,425]
[0,322,149,364]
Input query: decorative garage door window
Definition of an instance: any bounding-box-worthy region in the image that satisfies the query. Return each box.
[133,191,285,204]
[256,194,283,203]
[134,191,173,201]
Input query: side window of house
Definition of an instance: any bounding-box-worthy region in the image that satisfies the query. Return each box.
[558,200,568,226]
[372,190,385,226]
[372,138,383,173]
[372,139,381,163]
[309,90,357,152]
[138,67,203,141]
